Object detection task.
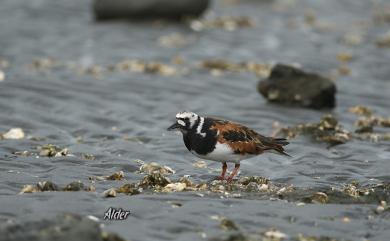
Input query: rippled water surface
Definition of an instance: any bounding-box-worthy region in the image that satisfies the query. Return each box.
[1,0,390,240]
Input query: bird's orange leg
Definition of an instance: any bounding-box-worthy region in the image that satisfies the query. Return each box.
[227,163,240,183]
[218,162,228,180]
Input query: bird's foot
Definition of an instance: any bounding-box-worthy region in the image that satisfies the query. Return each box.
[226,176,234,183]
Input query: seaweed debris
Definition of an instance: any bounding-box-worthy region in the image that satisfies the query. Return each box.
[275,114,350,146]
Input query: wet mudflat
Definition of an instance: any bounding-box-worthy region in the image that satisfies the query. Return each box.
[0,0,390,240]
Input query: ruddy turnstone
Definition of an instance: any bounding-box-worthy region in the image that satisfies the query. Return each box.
[167,111,290,182]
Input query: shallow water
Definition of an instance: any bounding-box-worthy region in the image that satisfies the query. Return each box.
[0,0,390,240]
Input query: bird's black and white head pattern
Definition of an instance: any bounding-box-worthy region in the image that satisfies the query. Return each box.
[175,111,199,131]
[167,111,208,136]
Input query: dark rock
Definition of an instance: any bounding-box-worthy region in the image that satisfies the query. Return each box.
[0,214,126,241]
[258,64,336,109]
[93,0,209,21]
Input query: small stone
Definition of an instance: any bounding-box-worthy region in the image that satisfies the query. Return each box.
[63,181,84,191]
[167,201,182,208]
[0,70,4,82]
[19,185,39,194]
[259,184,269,191]
[139,162,175,175]
[342,217,350,223]
[245,182,260,192]
[193,160,207,168]
[2,128,25,139]
[311,192,329,204]
[103,188,117,198]
[342,32,363,46]
[82,153,95,160]
[106,171,125,180]
[30,58,56,70]
[239,176,269,185]
[376,32,390,48]
[195,183,208,191]
[158,33,194,48]
[376,205,385,214]
[263,228,287,240]
[37,181,59,191]
[178,176,194,187]
[54,148,69,157]
[117,183,140,195]
[338,65,351,76]
[139,173,171,188]
[348,105,373,116]
[87,185,96,192]
[336,52,353,62]
[219,218,239,231]
[162,182,187,192]
[0,58,9,68]
[38,144,66,157]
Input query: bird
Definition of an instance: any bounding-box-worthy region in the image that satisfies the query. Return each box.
[167,111,290,183]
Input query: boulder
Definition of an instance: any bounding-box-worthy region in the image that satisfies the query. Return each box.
[93,0,210,21]
[258,64,336,109]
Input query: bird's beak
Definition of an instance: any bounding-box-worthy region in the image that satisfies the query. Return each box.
[167,122,181,131]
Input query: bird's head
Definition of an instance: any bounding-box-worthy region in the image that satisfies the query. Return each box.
[167,111,199,134]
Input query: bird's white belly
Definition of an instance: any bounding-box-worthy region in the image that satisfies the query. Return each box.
[191,142,252,163]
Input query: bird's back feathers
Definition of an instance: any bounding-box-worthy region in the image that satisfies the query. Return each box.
[209,118,290,157]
